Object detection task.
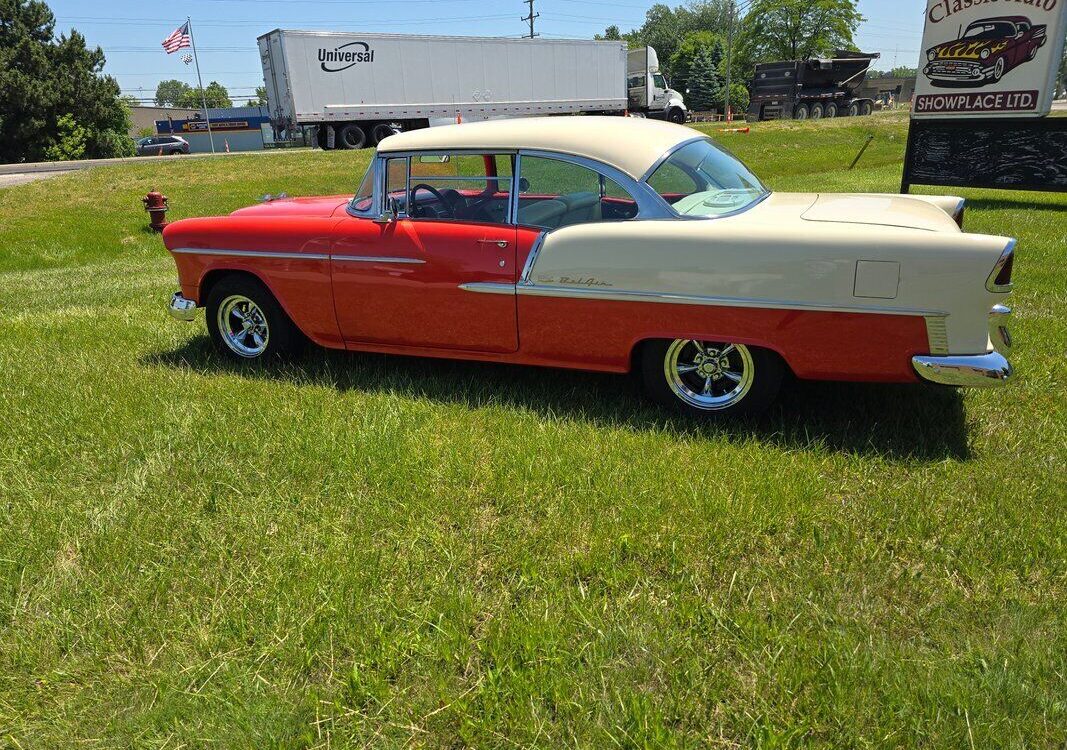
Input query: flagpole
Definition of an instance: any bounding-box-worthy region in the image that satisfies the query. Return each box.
[186,16,215,154]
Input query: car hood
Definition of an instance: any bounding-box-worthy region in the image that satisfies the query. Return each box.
[928,38,1009,61]
[230,195,351,218]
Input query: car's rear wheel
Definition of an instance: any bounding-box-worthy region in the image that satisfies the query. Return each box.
[337,123,367,150]
[205,276,302,361]
[794,103,809,120]
[640,339,783,418]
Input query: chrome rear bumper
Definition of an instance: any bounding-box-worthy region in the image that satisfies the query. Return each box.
[913,305,1013,387]
[168,291,198,322]
[913,351,1013,387]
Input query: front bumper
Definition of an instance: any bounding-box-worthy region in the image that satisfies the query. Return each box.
[912,304,1013,387]
[168,291,198,322]
[923,61,994,82]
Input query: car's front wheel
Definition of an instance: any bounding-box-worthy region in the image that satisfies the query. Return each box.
[640,339,783,418]
[205,276,302,361]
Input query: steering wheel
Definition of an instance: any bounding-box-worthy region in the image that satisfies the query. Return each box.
[410,183,455,219]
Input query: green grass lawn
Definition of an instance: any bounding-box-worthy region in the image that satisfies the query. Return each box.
[1,112,1064,748]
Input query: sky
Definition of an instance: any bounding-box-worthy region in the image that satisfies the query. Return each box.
[45,0,929,104]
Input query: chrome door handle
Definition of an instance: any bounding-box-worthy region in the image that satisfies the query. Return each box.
[477,239,510,248]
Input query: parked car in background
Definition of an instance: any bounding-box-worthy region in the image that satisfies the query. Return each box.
[163,117,1015,418]
[135,135,189,156]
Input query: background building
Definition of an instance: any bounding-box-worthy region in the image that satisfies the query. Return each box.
[154,106,273,153]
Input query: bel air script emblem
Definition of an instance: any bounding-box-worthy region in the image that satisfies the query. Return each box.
[539,275,613,288]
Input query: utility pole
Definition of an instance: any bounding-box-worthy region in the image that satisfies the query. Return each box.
[522,0,539,38]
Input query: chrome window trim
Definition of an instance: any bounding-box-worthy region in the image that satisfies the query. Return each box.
[514,284,945,317]
[519,230,548,285]
[986,239,1015,293]
[171,247,329,261]
[331,255,425,264]
[640,136,771,220]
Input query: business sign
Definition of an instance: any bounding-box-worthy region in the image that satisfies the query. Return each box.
[913,0,1067,118]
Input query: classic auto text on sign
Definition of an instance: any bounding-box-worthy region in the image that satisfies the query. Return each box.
[913,0,1067,118]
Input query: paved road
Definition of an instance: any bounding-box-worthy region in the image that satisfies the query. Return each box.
[0,148,309,190]
[1053,99,1067,111]
[0,171,74,189]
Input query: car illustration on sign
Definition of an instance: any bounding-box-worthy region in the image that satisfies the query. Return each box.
[163,117,1015,418]
[924,16,1047,87]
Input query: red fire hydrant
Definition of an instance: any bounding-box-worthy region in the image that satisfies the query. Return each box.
[142,190,169,232]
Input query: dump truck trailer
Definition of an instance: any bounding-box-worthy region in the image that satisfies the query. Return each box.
[258,30,686,149]
[746,51,880,121]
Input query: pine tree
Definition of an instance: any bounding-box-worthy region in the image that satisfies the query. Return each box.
[687,46,721,112]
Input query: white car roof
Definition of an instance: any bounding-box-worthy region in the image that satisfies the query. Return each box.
[376,116,702,180]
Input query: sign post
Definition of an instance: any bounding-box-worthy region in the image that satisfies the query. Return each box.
[902,1,1067,193]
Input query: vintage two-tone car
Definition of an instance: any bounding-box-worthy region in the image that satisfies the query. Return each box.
[164,117,1015,417]
[924,15,1047,87]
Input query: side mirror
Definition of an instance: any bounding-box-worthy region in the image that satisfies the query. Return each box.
[374,196,399,224]
[518,177,530,194]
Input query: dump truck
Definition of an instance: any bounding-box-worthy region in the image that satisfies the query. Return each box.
[258,30,686,150]
[746,51,880,121]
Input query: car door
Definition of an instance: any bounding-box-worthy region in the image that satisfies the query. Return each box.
[331,152,519,353]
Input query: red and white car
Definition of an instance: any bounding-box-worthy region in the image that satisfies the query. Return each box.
[165,117,1015,417]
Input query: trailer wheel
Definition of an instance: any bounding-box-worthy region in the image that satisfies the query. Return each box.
[337,123,367,150]
[825,102,838,119]
[370,123,400,145]
[794,103,809,120]
[847,102,860,117]
[860,101,873,116]
[810,103,824,120]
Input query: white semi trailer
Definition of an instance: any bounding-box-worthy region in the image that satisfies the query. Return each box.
[258,30,687,150]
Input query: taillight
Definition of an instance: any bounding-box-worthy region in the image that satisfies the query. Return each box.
[987,242,1015,292]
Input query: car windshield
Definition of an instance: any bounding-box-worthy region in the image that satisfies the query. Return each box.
[645,138,767,218]
[963,22,1014,40]
[350,160,375,213]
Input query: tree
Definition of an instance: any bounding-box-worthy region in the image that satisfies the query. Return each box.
[741,0,864,62]
[174,81,232,109]
[597,1,735,77]
[249,85,268,107]
[0,0,133,163]
[669,31,723,97]
[595,25,622,41]
[155,79,192,107]
[686,46,721,111]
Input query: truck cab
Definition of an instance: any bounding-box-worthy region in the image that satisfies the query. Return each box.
[627,47,687,124]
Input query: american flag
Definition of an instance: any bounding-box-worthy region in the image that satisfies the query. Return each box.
[162,22,191,54]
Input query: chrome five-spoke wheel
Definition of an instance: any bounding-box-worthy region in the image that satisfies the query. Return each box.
[205,275,302,362]
[218,295,270,358]
[664,339,754,410]
[641,338,784,418]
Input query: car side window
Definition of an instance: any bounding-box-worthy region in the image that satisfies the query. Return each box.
[516,155,639,229]
[403,153,513,224]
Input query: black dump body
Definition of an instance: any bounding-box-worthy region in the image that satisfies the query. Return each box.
[747,50,880,121]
